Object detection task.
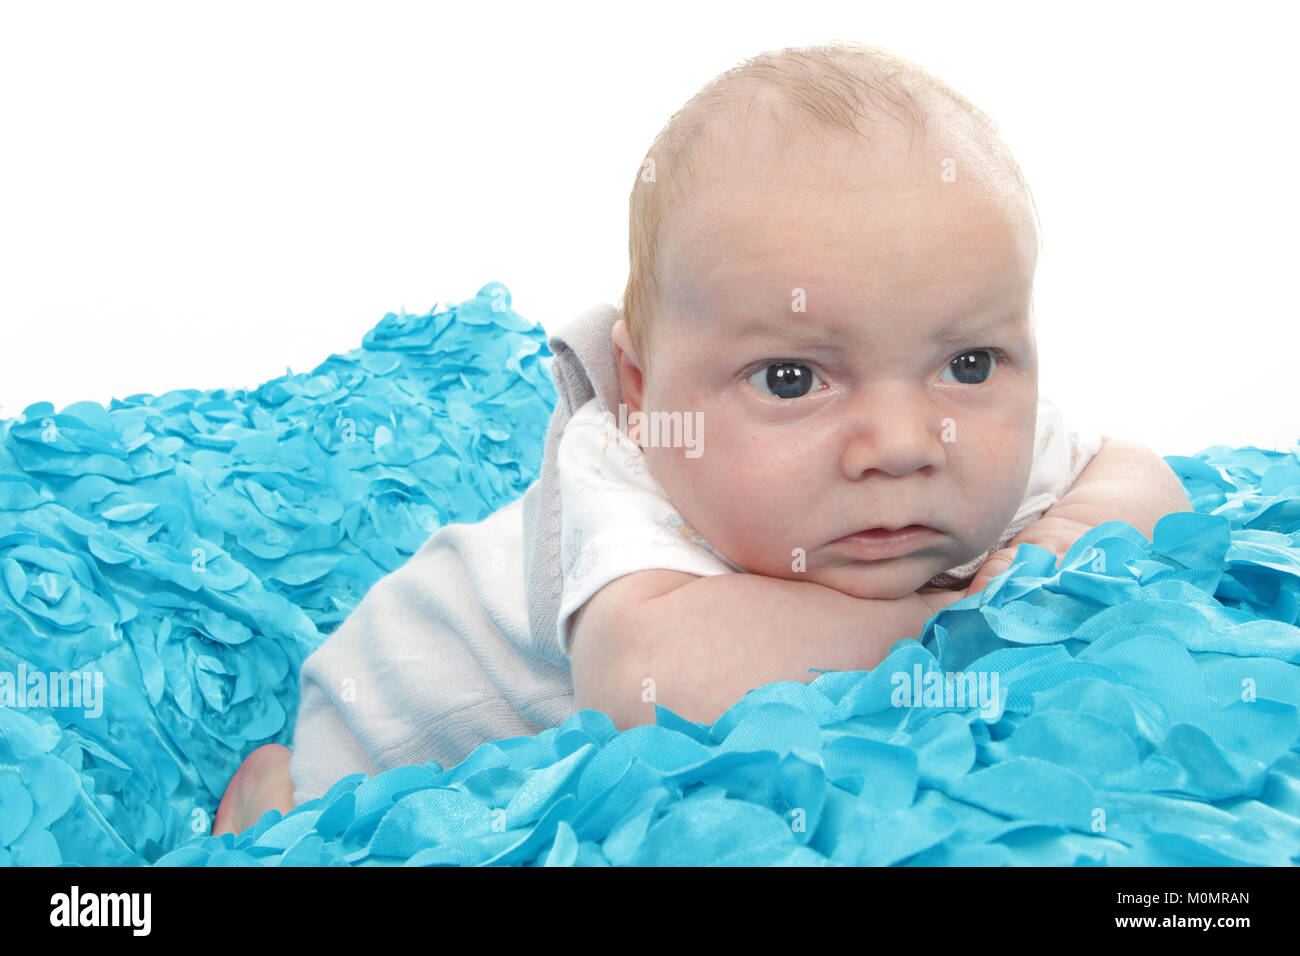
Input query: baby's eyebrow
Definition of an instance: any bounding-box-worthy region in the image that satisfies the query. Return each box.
[724,313,843,350]
[723,308,1025,350]
[930,311,1027,344]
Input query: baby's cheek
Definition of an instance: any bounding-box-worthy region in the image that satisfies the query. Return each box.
[714,450,821,570]
[962,440,1011,490]
[655,442,781,565]
[646,444,732,528]
[967,434,1034,529]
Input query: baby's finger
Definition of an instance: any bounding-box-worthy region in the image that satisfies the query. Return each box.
[963,547,1018,597]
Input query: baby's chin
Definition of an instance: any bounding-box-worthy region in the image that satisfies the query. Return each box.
[800,556,959,601]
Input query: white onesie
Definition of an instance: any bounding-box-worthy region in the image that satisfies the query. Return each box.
[556,395,1103,656]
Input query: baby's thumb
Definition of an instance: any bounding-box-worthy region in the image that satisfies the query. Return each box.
[964,547,1018,598]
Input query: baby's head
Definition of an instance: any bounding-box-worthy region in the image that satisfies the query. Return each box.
[612,42,1042,599]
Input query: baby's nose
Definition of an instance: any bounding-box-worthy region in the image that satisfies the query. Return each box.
[838,387,947,479]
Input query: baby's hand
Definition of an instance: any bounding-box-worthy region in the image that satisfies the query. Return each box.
[962,513,1096,596]
[962,437,1192,597]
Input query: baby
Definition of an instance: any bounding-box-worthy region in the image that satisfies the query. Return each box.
[213,42,1192,835]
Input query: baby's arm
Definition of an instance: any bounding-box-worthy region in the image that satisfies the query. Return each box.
[964,436,1193,594]
[570,568,964,731]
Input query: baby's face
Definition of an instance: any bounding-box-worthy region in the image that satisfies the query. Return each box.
[617,118,1039,599]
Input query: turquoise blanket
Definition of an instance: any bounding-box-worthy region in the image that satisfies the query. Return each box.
[2,284,1298,866]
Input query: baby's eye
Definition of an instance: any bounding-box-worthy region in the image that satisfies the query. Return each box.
[747,361,825,399]
[941,349,1003,386]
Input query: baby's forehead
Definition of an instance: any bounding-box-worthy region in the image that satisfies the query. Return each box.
[687,106,902,188]
[672,98,1028,229]
[654,200,1036,350]
[657,128,1035,302]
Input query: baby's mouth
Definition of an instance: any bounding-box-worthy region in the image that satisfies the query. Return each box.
[829,525,940,560]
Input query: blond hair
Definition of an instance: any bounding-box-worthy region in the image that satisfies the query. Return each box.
[619,41,1040,373]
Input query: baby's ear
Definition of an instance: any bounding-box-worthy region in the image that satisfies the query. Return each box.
[611,319,646,413]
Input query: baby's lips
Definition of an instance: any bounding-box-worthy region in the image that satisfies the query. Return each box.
[828,525,942,560]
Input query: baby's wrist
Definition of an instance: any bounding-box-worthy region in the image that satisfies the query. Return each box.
[916,587,966,617]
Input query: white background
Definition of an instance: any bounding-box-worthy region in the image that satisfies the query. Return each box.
[1,0,1295,456]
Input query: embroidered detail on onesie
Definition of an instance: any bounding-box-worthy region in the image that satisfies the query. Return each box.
[564,526,598,580]
[658,513,709,547]
[596,409,649,477]
[655,514,743,568]
[1038,423,1055,460]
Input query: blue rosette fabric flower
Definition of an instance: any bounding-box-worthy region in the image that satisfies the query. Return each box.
[158,442,1300,867]
[0,516,173,864]
[0,284,555,864]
